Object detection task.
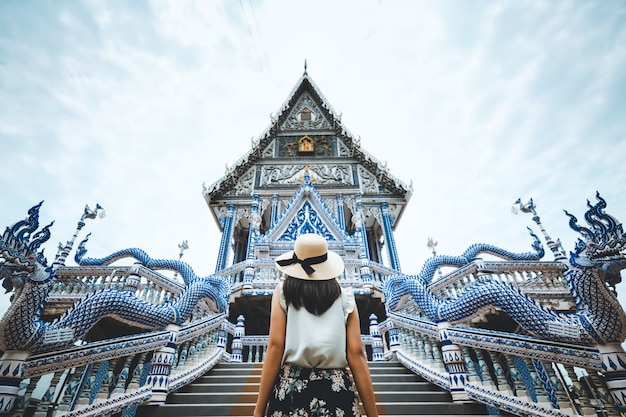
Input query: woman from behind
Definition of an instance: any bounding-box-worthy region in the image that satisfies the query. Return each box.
[253,233,378,417]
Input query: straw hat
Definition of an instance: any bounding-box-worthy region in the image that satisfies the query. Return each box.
[275,234,344,280]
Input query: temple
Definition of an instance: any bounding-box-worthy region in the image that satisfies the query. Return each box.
[1,68,626,417]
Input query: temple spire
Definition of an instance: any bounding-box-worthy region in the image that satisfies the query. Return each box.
[303,59,308,76]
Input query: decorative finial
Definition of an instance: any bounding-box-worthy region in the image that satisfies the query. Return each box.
[178,240,189,257]
[304,59,308,76]
[427,237,438,256]
[54,203,105,267]
[512,197,566,261]
[302,165,312,184]
[173,240,189,280]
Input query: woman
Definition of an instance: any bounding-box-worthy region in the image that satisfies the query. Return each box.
[253,233,379,417]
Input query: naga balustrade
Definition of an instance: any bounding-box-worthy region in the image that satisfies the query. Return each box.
[6,313,225,417]
[428,261,570,305]
[5,260,621,417]
[5,256,622,417]
[215,257,620,416]
[5,193,626,417]
[49,266,215,316]
[0,265,226,417]
[220,314,385,364]
[387,313,616,417]
[220,258,394,293]
[381,258,623,417]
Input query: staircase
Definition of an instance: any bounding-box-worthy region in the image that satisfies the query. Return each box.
[135,361,492,416]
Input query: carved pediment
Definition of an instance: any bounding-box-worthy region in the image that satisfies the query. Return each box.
[259,164,353,187]
[358,166,380,194]
[224,167,256,196]
[280,93,332,131]
[267,181,347,243]
[278,200,336,241]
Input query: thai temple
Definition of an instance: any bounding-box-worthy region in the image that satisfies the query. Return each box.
[2,66,626,417]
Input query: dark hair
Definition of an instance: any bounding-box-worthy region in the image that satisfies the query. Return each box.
[282,276,342,316]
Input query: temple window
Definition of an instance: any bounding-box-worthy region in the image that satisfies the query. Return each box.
[298,135,315,154]
[300,108,312,121]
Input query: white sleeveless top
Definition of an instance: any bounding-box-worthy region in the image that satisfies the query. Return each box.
[278,282,356,368]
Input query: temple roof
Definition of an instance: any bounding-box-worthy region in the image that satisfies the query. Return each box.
[203,70,412,203]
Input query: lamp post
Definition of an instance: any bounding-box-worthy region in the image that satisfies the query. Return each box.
[427,237,438,257]
[178,240,189,260]
[173,240,189,280]
[427,237,443,279]
[53,204,105,268]
[512,198,566,261]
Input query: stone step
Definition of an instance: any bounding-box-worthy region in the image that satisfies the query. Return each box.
[206,364,417,374]
[137,401,490,416]
[135,361,492,416]
[190,372,431,385]
[176,380,445,393]
[165,390,454,404]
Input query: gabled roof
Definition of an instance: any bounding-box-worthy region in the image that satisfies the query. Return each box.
[255,173,362,260]
[272,68,340,131]
[203,69,413,203]
[266,175,348,243]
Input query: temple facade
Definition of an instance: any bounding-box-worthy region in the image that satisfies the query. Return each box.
[202,67,411,339]
[1,69,626,417]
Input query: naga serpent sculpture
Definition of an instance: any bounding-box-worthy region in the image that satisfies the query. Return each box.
[2,193,625,355]
[382,192,626,346]
[0,202,230,354]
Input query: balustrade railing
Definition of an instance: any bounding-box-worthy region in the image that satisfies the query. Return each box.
[51,266,185,304]
[1,264,227,417]
[379,258,624,417]
[217,258,394,293]
[386,311,618,416]
[5,254,624,417]
[6,313,225,417]
[429,261,571,302]
[221,313,386,364]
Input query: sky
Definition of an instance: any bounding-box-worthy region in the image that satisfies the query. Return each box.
[1,0,626,316]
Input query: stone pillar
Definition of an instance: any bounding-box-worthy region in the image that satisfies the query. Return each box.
[52,220,86,268]
[388,325,400,352]
[531,213,567,261]
[369,314,384,362]
[336,194,346,231]
[359,254,373,289]
[270,195,280,228]
[437,322,470,402]
[598,342,626,412]
[231,315,245,363]
[217,321,228,351]
[147,325,179,405]
[354,194,370,261]
[381,202,401,271]
[0,351,29,414]
[122,264,141,293]
[215,204,235,273]
[243,196,260,289]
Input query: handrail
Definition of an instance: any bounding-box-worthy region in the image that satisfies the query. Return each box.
[3,244,623,417]
[5,260,227,417]
[387,311,615,416]
[218,258,394,292]
[42,312,225,417]
[24,331,171,378]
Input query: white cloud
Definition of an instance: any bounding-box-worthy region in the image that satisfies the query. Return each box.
[0,0,625,316]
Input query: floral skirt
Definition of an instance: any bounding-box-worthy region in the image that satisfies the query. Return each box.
[266,364,361,417]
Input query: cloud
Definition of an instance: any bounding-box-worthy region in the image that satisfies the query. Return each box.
[1,0,625,317]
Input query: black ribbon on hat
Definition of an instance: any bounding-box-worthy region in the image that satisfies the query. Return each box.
[277,253,328,275]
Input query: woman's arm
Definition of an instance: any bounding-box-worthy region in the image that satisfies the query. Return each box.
[346,308,378,417]
[253,286,287,417]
